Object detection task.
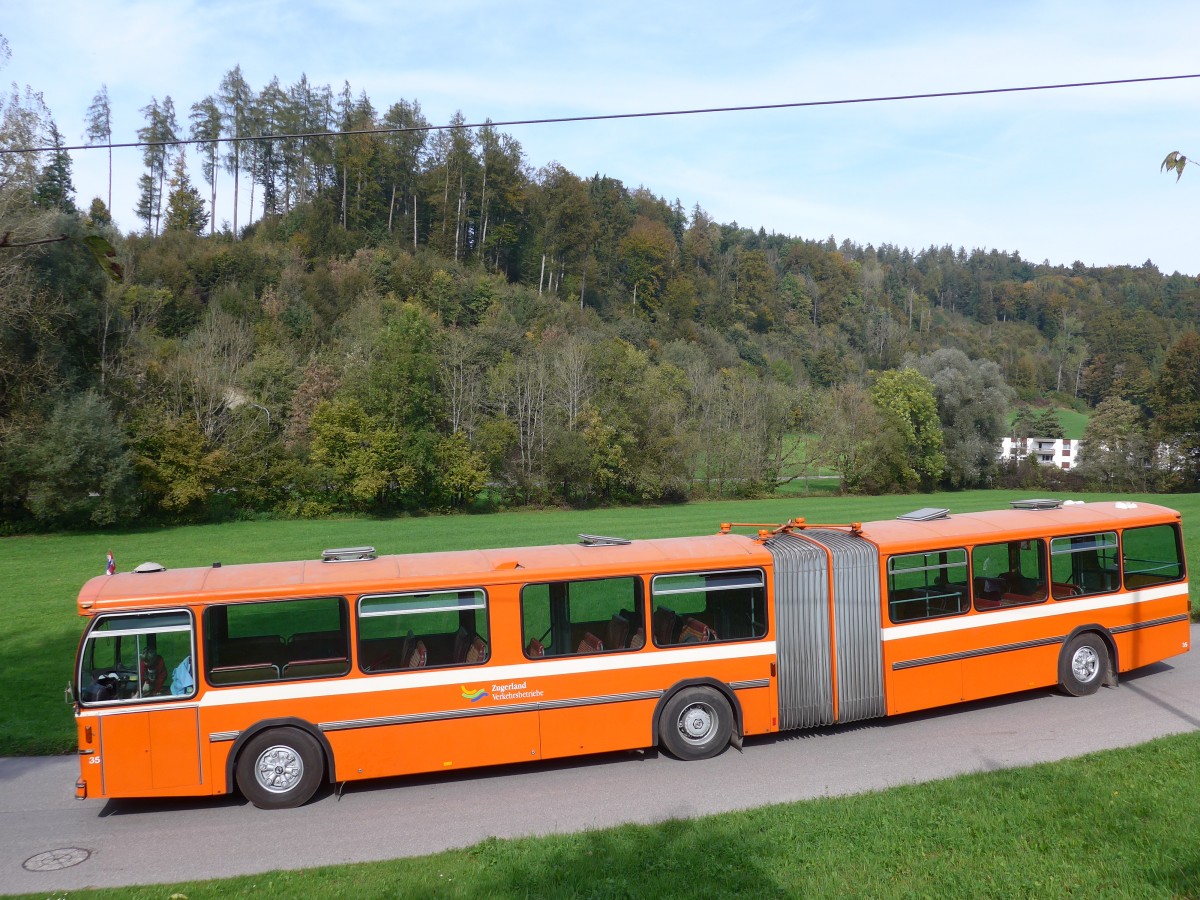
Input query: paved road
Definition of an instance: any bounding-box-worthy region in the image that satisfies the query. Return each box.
[4,627,1200,894]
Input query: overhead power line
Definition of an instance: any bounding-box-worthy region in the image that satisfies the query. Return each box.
[3,72,1198,156]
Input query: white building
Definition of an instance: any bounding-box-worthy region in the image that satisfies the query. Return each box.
[999,437,1078,470]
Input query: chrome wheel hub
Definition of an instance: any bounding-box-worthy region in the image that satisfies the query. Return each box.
[679,703,716,744]
[255,745,303,794]
[1072,646,1100,683]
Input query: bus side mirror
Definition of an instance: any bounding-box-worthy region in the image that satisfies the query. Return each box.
[64,680,75,704]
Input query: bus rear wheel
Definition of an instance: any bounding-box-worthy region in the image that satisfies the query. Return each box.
[659,687,733,761]
[236,727,324,809]
[1059,633,1108,697]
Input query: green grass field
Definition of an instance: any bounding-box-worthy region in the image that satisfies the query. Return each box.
[1007,407,1089,440]
[2,489,1195,756]
[1056,407,1090,440]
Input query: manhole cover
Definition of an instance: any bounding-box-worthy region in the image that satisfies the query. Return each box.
[23,848,90,871]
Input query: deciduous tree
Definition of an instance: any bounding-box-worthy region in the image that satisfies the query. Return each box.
[25,391,139,527]
[132,411,228,517]
[1078,396,1153,491]
[1150,331,1200,486]
[870,368,946,490]
[309,397,415,509]
[619,216,675,317]
[913,348,1013,488]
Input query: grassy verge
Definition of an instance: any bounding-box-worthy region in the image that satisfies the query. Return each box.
[17,730,1200,898]
[3,490,1196,756]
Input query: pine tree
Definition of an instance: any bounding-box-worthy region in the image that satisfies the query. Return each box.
[136,96,178,235]
[33,120,75,212]
[134,172,157,232]
[218,66,253,238]
[86,196,112,227]
[163,151,208,235]
[188,95,222,235]
[380,98,427,241]
[251,77,291,219]
[83,84,112,212]
[287,74,334,205]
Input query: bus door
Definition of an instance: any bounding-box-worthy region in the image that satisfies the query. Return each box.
[77,610,201,796]
[767,531,885,727]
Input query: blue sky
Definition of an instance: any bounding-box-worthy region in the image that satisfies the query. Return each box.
[5,1,1200,273]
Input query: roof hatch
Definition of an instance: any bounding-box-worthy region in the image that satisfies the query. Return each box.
[896,508,950,522]
[578,534,631,547]
[321,546,377,562]
[1009,498,1063,510]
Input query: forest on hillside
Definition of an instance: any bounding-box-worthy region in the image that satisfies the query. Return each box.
[3,58,1200,532]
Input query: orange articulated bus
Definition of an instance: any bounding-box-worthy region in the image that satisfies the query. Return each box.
[71,499,1190,809]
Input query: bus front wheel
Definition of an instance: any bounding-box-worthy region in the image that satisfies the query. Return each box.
[659,686,733,761]
[1059,633,1108,697]
[236,727,324,809]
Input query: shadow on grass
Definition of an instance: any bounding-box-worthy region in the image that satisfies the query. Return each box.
[470,814,796,899]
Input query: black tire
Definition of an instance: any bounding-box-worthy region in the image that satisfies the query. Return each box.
[235,727,324,809]
[1059,633,1108,697]
[659,686,733,761]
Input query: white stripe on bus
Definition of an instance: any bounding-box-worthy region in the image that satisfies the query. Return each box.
[881,582,1189,642]
[198,640,779,707]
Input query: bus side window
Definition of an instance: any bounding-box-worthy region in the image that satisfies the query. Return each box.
[650,569,767,646]
[358,589,489,673]
[1050,533,1119,599]
[886,550,968,624]
[971,540,1048,610]
[205,596,350,685]
[520,577,642,659]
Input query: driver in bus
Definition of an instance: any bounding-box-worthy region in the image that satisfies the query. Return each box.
[141,646,167,696]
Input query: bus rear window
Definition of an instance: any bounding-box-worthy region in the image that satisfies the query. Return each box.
[1122,524,1184,589]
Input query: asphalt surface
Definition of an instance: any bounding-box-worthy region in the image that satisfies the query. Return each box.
[4,625,1200,894]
